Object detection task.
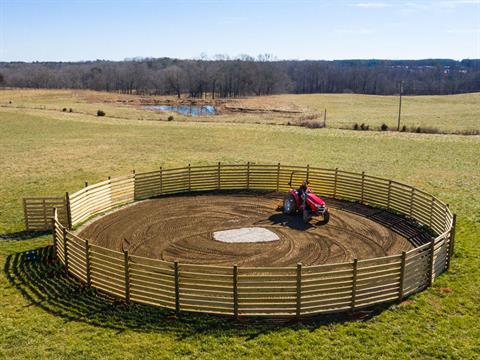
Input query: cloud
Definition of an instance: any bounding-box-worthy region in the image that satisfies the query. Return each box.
[355,2,391,8]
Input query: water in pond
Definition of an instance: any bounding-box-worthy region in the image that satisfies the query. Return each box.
[144,105,216,116]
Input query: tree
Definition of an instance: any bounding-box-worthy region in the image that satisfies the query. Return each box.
[163,65,186,98]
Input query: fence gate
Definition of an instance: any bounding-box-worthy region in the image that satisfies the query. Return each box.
[23,197,68,231]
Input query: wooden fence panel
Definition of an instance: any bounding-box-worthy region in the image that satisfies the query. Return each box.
[179,264,234,315]
[70,175,134,227]
[65,232,88,282]
[335,171,363,202]
[220,164,248,190]
[301,262,354,315]
[355,255,402,308]
[248,164,278,191]
[134,170,161,200]
[189,165,219,191]
[129,255,176,309]
[156,168,189,195]
[432,234,449,279]
[89,244,126,298]
[24,197,67,230]
[237,267,297,316]
[53,218,65,263]
[403,243,431,296]
[111,175,135,204]
[362,176,390,208]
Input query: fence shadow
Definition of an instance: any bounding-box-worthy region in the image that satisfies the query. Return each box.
[0,230,50,241]
[3,246,391,338]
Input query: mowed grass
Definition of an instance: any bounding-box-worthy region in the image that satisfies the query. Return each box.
[0,102,480,359]
[1,89,479,132]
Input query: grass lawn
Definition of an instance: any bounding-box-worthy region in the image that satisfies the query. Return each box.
[0,99,479,359]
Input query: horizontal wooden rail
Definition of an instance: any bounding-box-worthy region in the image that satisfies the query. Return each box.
[46,163,454,319]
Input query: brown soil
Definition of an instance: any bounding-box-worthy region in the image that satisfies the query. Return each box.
[78,192,430,267]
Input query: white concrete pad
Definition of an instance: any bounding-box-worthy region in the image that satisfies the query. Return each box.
[213,227,279,243]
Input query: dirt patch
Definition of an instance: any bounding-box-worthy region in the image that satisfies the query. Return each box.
[78,192,430,267]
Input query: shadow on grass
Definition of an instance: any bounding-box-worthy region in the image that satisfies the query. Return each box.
[3,246,393,339]
[0,230,50,241]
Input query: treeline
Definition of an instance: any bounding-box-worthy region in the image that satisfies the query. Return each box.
[0,56,479,97]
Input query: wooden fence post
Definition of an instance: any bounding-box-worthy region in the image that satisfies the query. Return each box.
[124,249,130,302]
[84,181,89,188]
[246,162,250,190]
[187,163,191,191]
[51,208,58,254]
[360,171,365,203]
[387,180,392,209]
[23,198,29,230]
[233,264,238,319]
[351,259,358,311]
[428,238,435,287]
[85,240,91,287]
[132,169,136,200]
[42,199,47,231]
[62,227,68,272]
[296,263,302,319]
[159,167,163,195]
[398,251,406,301]
[276,163,280,192]
[217,162,221,190]
[174,260,180,315]
[428,196,435,228]
[446,214,456,270]
[65,192,72,229]
[306,164,310,182]
[333,168,338,199]
[409,187,415,217]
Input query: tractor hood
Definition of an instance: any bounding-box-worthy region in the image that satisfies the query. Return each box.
[307,193,326,206]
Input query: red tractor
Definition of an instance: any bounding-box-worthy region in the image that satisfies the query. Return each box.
[283,172,330,224]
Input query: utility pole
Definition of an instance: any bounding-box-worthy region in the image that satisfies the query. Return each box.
[397,81,404,131]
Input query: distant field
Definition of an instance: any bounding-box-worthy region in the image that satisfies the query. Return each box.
[0,89,479,132]
[0,93,479,358]
[231,92,480,132]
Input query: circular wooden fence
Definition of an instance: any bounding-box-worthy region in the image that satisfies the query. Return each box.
[51,163,455,318]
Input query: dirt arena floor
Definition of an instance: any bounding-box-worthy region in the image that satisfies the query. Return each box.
[78,192,432,267]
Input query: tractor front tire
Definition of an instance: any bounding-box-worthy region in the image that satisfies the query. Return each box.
[322,211,330,224]
[302,208,312,224]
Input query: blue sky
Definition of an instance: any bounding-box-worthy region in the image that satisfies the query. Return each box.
[0,0,479,61]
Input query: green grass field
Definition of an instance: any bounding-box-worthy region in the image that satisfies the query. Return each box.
[1,92,479,359]
[1,89,479,132]
[234,92,480,132]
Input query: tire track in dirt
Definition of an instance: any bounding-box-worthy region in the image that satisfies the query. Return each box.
[79,193,419,266]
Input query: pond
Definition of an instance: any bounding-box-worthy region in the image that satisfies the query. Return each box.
[144,105,217,116]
